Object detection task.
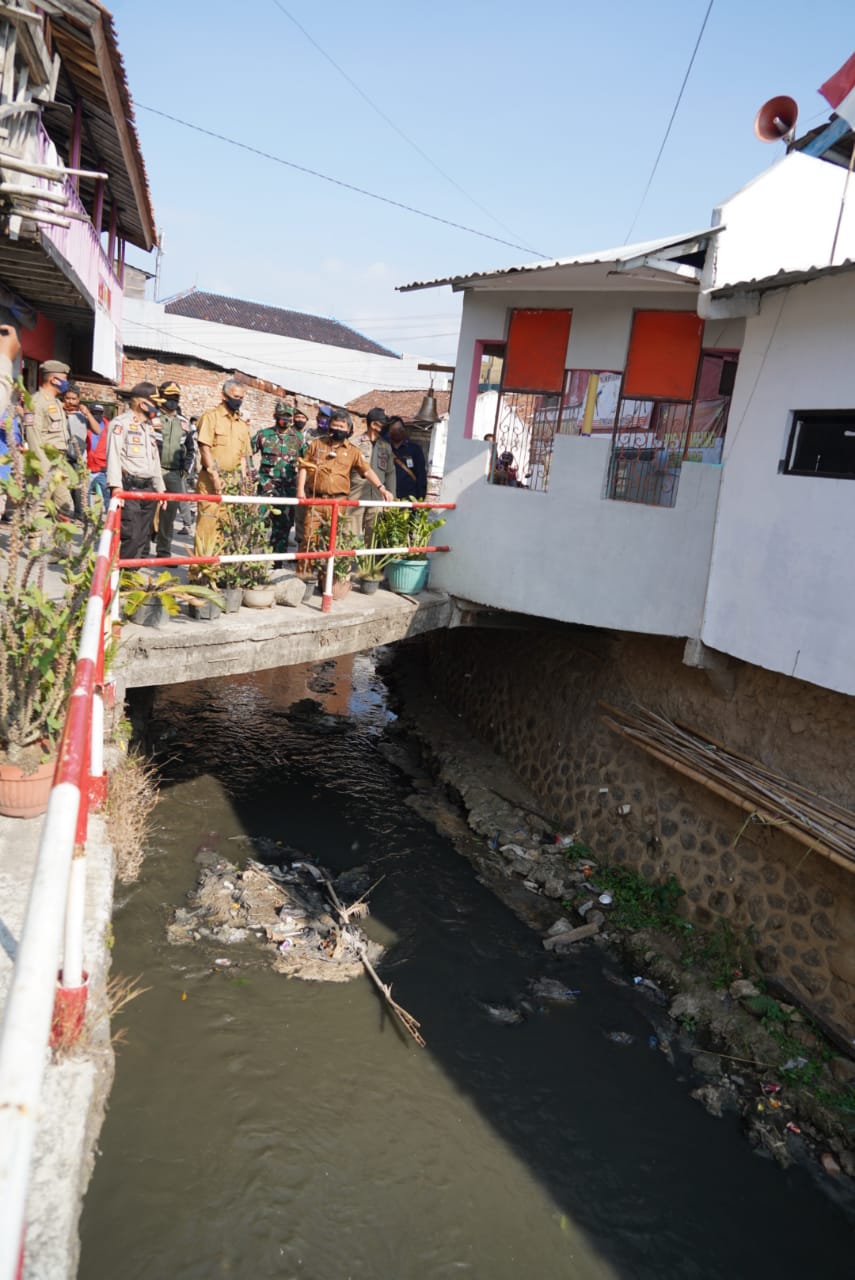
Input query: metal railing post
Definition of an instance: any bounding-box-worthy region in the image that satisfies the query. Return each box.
[321,500,338,613]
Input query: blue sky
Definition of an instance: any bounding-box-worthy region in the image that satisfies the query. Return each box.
[112,0,850,362]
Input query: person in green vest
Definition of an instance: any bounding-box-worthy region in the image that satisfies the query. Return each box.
[155,380,191,558]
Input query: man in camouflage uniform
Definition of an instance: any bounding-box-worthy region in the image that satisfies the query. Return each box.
[254,399,304,553]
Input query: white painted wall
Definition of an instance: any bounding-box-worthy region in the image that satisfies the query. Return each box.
[123,299,436,405]
[705,151,855,295]
[435,286,728,637]
[700,273,855,696]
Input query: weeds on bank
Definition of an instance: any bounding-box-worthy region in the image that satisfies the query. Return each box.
[681,919,754,989]
[106,750,158,884]
[106,973,151,1046]
[597,864,689,934]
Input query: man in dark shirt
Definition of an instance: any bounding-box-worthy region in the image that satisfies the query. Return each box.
[388,419,427,501]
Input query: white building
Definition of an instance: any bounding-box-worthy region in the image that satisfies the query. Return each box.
[401,141,855,697]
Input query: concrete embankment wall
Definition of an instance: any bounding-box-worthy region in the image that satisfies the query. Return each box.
[422,626,855,1036]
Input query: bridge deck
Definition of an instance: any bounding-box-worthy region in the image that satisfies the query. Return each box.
[115,586,454,692]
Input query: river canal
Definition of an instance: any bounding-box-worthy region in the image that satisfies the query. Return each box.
[79,655,853,1279]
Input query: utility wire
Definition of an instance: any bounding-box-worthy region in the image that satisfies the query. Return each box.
[269,0,540,251]
[135,102,547,259]
[624,0,715,242]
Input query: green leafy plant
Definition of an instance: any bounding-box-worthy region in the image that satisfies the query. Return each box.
[596,864,688,933]
[355,526,396,579]
[373,507,446,561]
[219,474,271,588]
[0,437,98,768]
[120,570,223,618]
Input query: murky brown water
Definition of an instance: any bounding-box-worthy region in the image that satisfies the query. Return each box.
[79,656,853,1279]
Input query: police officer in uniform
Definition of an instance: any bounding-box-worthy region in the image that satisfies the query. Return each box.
[106,382,165,561]
[350,407,396,541]
[154,380,190,559]
[28,358,74,515]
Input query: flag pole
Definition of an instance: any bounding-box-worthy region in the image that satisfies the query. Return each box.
[830,136,855,265]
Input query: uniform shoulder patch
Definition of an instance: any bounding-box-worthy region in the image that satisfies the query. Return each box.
[113,425,123,434]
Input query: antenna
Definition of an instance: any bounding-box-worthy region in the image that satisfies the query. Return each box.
[754,95,799,143]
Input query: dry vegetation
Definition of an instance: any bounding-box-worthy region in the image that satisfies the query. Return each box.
[106,750,159,884]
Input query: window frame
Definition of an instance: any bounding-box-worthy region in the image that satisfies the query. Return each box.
[782,409,855,480]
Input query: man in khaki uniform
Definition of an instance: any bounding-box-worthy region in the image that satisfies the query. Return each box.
[28,358,73,515]
[352,407,396,542]
[296,408,393,574]
[107,381,165,561]
[194,378,252,555]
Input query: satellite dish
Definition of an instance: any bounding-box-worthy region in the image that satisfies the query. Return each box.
[754,95,798,143]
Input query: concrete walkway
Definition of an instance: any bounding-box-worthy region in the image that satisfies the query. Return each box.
[0,807,115,1279]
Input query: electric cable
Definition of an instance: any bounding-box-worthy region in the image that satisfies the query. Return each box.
[623,0,715,242]
[269,0,539,250]
[135,102,548,259]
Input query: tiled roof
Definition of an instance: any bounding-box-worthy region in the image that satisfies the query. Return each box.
[346,388,451,421]
[164,290,400,358]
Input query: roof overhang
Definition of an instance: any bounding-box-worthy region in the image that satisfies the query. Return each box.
[47,1,156,251]
[398,227,722,294]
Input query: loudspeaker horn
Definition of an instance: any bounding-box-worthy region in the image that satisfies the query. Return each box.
[754,95,798,143]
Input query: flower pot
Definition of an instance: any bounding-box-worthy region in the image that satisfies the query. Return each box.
[386,558,429,595]
[188,600,220,621]
[223,587,243,613]
[0,754,56,819]
[302,578,317,602]
[243,584,276,609]
[130,598,165,628]
[359,576,383,595]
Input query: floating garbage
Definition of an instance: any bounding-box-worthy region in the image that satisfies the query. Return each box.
[783,1056,809,1072]
[786,1121,802,1135]
[648,1035,659,1050]
[598,892,613,906]
[480,1002,524,1025]
[632,976,668,1004]
[530,977,581,1003]
[761,1082,782,1095]
[605,1030,635,1046]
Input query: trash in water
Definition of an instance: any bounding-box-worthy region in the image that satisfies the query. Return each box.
[783,1056,809,1072]
[278,939,294,952]
[761,1082,782,1095]
[648,1035,659,1050]
[786,1121,802,1135]
[480,1002,524,1025]
[554,834,576,848]
[632,976,668,1004]
[598,892,613,906]
[500,843,526,858]
[530,977,581,1002]
[214,957,231,967]
[605,1030,635,1046]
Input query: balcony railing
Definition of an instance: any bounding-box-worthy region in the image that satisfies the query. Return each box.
[34,125,122,328]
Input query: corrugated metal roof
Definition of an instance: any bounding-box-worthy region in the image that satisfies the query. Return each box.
[710,257,855,298]
[397,228,721,293]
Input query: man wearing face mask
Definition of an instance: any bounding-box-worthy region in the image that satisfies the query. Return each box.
[106,382,166,561]
[28,359,74,516]
[296,408,393,573]
[303,403,331,444]
[194,377,252,557]
[154,380,190,559]
[254,399,304,554]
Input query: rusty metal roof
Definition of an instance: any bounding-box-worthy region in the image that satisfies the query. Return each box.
[49,2,156,252]
[397,228,720,293]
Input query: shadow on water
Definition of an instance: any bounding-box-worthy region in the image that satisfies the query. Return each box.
[80,656,853,1280]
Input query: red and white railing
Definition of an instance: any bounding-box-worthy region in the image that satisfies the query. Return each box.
[0,490,453,1279]
[113,491,454,613]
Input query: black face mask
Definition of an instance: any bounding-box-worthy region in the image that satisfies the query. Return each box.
[164,398,180,414]
[328,428,349,442]
[224,396,243,413]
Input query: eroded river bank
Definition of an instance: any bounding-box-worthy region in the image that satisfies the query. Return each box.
[79,652,853,1279]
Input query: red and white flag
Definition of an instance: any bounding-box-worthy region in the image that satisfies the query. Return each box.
[820,53,855,128]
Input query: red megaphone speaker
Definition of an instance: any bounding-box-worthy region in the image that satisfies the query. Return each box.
[754,95,798,143]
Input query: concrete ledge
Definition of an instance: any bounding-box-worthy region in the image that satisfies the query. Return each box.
[115,588,454,692]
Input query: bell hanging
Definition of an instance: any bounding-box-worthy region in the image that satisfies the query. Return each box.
[413,390,441,426]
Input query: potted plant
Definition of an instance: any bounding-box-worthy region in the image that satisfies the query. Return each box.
[0,437,97,816]
[354,530,395,594]
[121,570,224,626]
[313,522,358,600]
[193,524,242,614]
[220,476,275,607]
[377,508,445,595]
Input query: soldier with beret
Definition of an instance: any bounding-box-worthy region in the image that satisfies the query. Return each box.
[106,381,165,561]
[28,358,74,515]
[254,399,305,554]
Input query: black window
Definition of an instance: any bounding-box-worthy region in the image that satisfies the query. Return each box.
[784,411,855,479]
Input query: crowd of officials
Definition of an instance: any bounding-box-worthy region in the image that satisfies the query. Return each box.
[1,353,429,571]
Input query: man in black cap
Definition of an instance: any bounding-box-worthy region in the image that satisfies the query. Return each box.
[351,407,396,540]
[154,380,190,558]
[106,382,165,561]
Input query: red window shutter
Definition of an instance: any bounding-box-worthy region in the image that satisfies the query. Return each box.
[623,310,704,401]
[503,309,572,393]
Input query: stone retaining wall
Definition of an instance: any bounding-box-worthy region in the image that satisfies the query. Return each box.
[424,627,855,1034]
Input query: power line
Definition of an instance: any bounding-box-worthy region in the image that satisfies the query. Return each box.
[269,0,538,250]
[624,0,715,243]
[135,102,547,259]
